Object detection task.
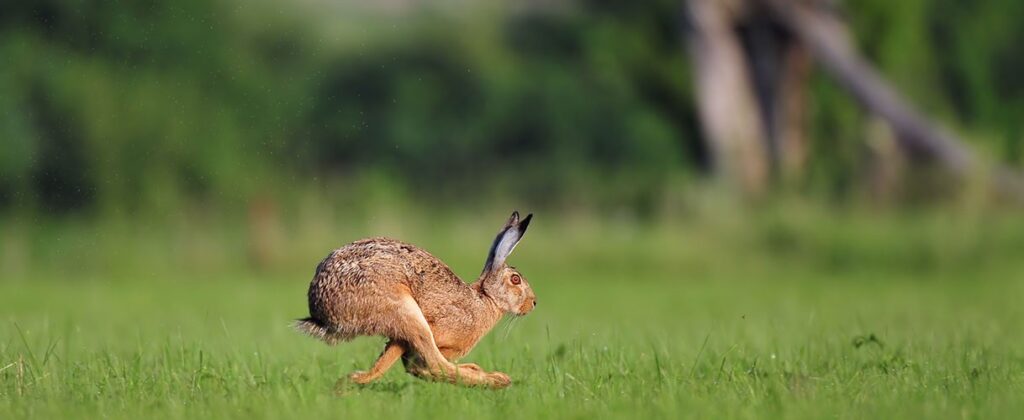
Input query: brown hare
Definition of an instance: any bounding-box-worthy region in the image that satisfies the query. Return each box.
[295,211,536,388]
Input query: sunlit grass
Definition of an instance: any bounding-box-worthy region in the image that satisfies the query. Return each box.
[2,208,1024,418]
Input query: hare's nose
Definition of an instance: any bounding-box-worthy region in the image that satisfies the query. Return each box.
[533,300,538,307]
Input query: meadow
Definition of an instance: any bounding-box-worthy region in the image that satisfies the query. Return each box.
[2,205,1024,419]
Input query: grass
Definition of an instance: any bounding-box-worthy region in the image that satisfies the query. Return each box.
[2,207,1024,419]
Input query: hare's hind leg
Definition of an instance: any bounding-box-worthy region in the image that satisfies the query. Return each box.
[394,296,509,388]
[350,340,406,384]
[438,348,511,386]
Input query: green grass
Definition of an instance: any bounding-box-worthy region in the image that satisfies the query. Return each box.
[3,209,1024,419]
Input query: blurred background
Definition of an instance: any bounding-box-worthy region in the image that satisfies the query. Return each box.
[0,0,1022,286]
[2,0,1023,278]
[2,1,1024,417]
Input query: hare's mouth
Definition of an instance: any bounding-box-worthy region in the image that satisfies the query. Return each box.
[516,300,537,316]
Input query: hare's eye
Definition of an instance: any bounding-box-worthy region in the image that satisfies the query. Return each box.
[510,274,522,285]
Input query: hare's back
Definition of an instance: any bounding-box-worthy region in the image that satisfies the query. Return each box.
[308,237,462,297]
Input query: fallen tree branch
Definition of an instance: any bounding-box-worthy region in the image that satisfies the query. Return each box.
[762,0,1024,201]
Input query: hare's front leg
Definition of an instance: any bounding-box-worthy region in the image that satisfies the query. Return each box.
[438,347,511,387]
[394,296,509,388]
[403,353,511,389]
[349,340,406,384]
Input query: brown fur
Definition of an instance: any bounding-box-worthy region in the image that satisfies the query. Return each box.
[296,212,536,388]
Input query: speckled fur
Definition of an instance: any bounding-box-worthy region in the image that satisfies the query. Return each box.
[295,212,536,388]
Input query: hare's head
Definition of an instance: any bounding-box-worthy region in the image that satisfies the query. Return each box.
[480,211,536,316]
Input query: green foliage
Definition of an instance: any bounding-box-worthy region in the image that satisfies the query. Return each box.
[0,1,1021,214]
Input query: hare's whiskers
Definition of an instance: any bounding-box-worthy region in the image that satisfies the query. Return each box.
[496,316,511,340]
[502,316,520,340]
[498,316,512,340]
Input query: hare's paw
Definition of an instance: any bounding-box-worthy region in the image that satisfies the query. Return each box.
[348,370,374,385]
[485,371,512,388]
[458,363,483,372]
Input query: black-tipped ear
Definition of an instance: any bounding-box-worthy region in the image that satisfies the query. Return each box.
[503,211,520,230]
[482,211,533,274]
[519,213,532,232]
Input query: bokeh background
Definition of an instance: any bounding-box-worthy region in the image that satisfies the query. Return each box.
[2,1,1024,418]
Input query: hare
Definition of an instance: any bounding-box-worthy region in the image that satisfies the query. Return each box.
[295,211,536,388]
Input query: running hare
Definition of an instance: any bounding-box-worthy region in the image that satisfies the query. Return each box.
[296,211,536,388]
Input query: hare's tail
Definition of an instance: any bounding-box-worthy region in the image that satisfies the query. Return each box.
[294,317,345,345]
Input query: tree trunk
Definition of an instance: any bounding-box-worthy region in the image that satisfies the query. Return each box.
[774,42,810,181]
[684,0,1024,202]
[685,0,770,196]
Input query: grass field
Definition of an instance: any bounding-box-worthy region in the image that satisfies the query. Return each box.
[2,208,1024,418]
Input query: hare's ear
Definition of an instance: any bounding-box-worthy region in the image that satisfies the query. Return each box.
[482,211,533,274]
